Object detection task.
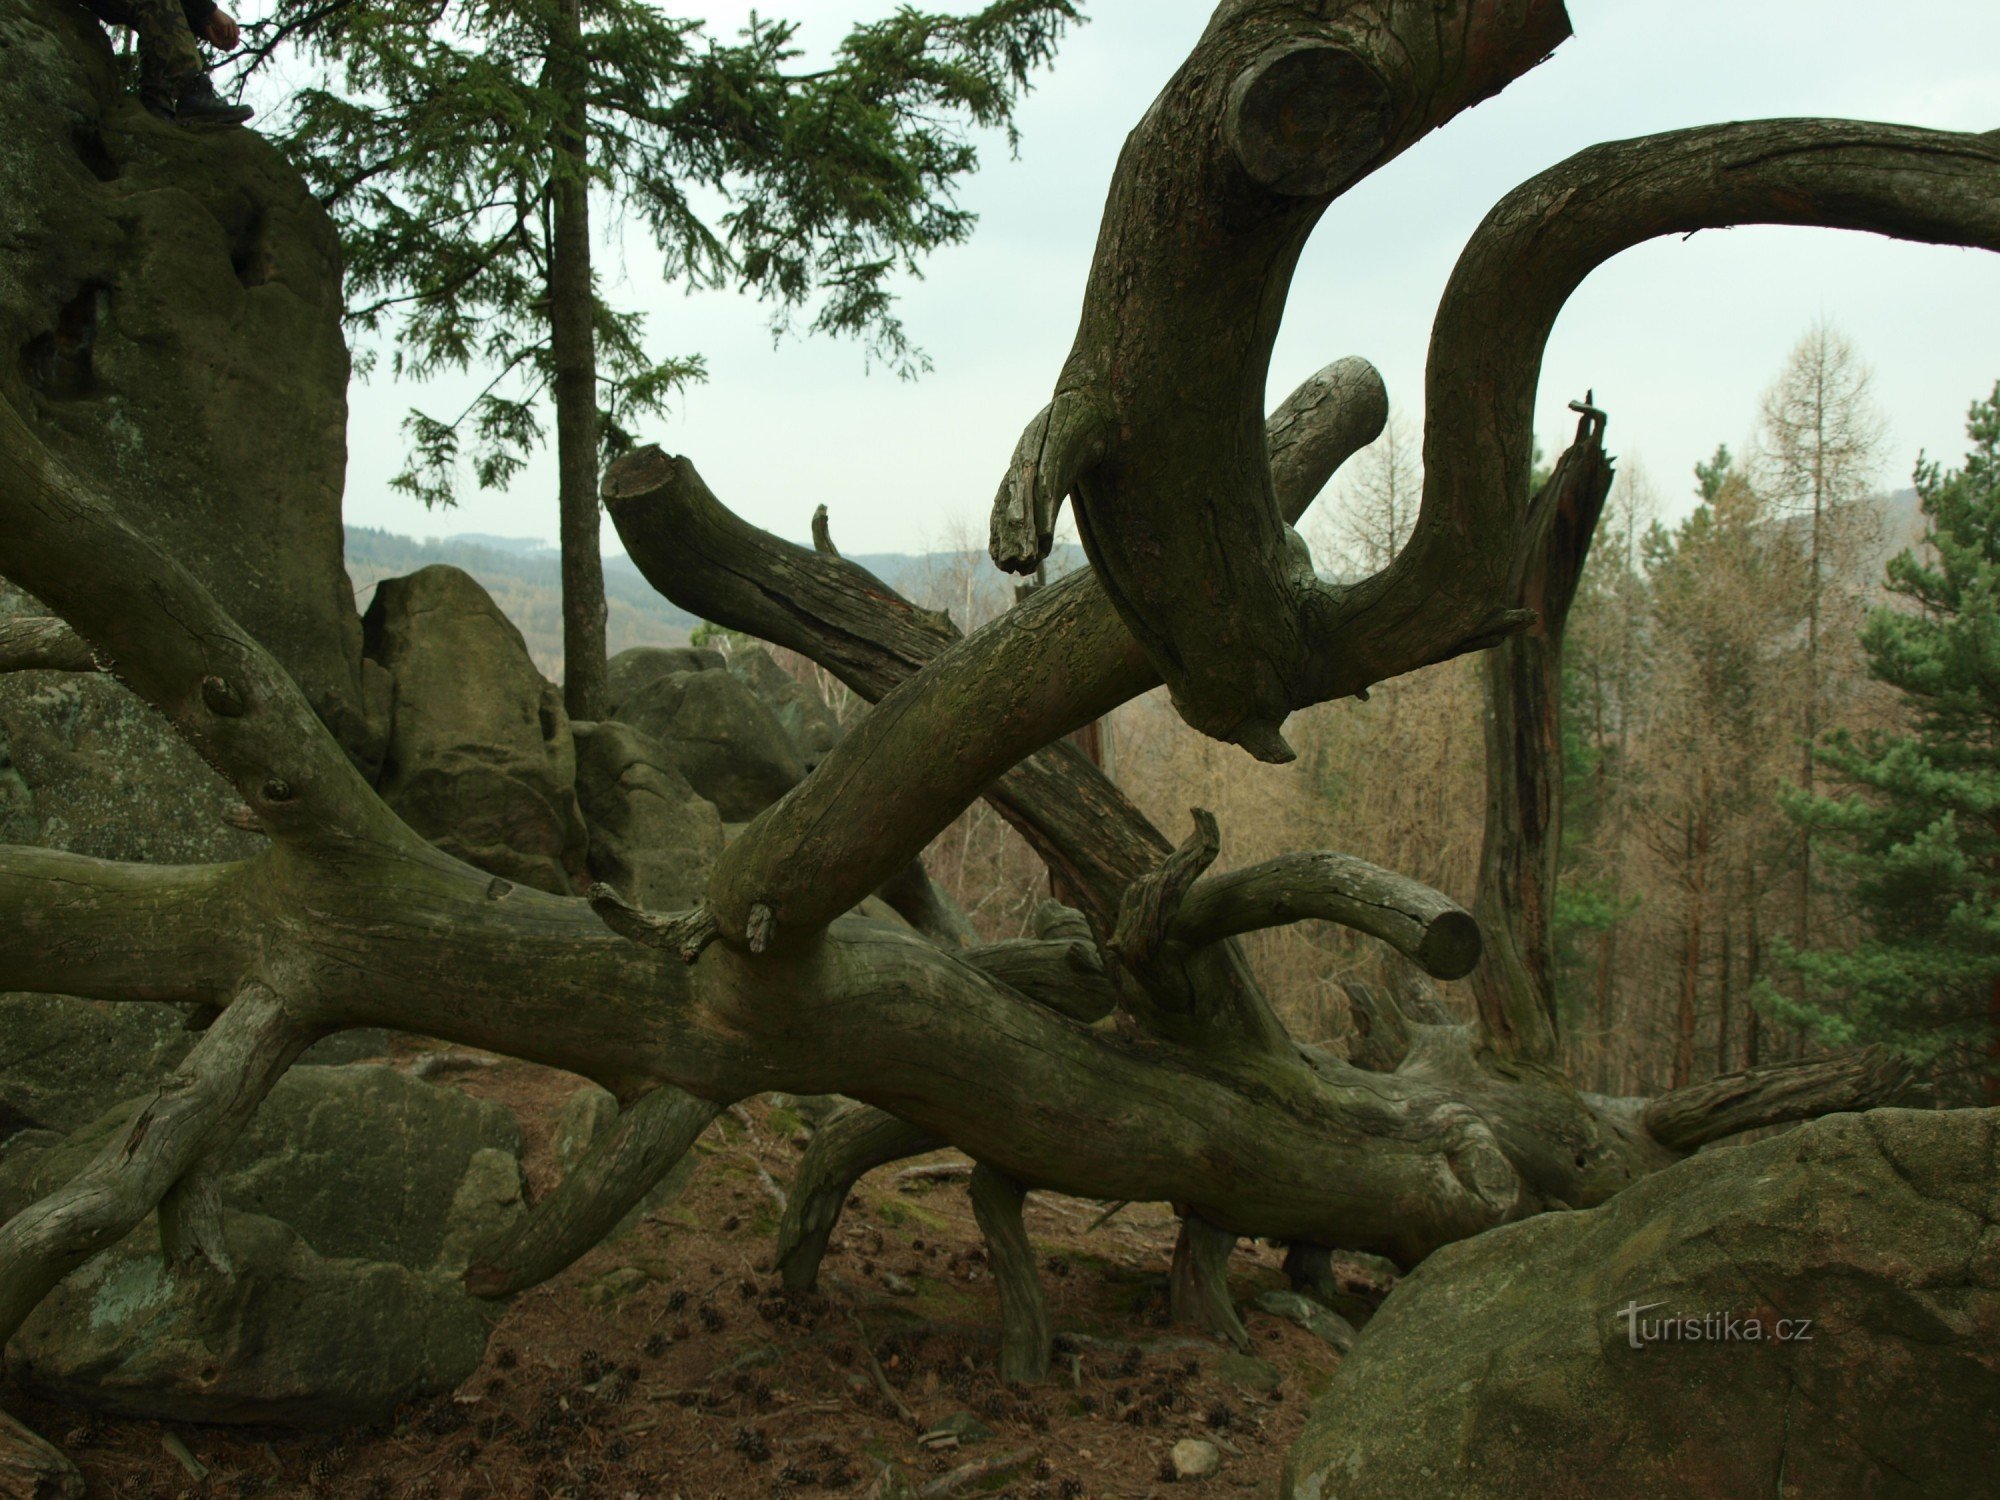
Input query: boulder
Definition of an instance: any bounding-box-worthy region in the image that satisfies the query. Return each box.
[0,1065,526,1273]
[8,1210,494,1426]
[605,646,724,707]
[604,649,803,819]
[0,592,266,868]
[0,0,377,766]
[220,1063,525,1270]
[0,995,191,1142]
[727,646,844,770]
[363,565,588,894]
[571,719,725,911]
[1250,1289,1357,1353]
[1283,1109,2000,1500]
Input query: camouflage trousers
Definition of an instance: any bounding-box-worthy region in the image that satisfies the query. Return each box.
[78,0,205,109]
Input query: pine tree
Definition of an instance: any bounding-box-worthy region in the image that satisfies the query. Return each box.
[1766,381,2000,1098]
[244,0,1076,716]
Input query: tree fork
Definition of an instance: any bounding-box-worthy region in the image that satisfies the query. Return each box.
[996,0,1572,756]
[601,356,1389,945]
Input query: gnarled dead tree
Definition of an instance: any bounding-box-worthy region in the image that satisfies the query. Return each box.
[5,0,1995,1479]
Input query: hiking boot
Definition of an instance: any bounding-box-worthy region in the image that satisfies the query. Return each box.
[172,75,254,127]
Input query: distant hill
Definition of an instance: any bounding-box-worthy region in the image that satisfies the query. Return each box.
[343,526,1086,682]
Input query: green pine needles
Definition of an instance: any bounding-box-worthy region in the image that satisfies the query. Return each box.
[1766,381,2000,1095]
[250,0,1077,505]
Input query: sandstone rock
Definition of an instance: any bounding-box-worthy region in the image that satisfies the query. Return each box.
[604,650,803,819]
[0,995,190,1141]
[1,1065,525,1275]
[0,1128,61,1224]
[221,1063,525,1271]
[8,1210,494,1426]
[0,0,376,766]
[363,565,588,893]
[727,646,844,770]
[571,719,725,911]
[433,1147,529,1278]
[1172,1438,1221,1480]
[1283,1108,2000,1500]
[0,591,267,867]
[1250,1289,1357,1353]
[605,646,724,708]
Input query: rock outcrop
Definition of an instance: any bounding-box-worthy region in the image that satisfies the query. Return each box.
[2,1066,522,1425]
[0,996,191,1144]
[0,1065,526,1273]
[363,565,588,894]
[728,646,844,770]
[571,718,725,910]
[9,1210,495,1426]
[1283,1108,2000,1500]
[604,647,804,819]
[0,0,378,766]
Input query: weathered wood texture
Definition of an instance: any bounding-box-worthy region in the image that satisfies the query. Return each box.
[0,614,95,673]
[969,1165,1053,1383]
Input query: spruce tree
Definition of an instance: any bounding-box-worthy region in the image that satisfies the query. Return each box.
[1766,381,2000,1098]
[244,0,1077,716]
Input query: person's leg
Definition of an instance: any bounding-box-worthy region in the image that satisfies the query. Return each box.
[76,0,205,117]
[128,0,208,116]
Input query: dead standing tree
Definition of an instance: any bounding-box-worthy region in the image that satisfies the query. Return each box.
[3,0,1997,1480]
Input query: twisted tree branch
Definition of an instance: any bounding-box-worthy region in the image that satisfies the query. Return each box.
[1642,1047,1917,1151]
[1173,851,1481,981]
[0,615,96,673]
[463,1084,721,1297]
[602,355,1386,947]
[0,397,407,848]
[0,980,308,1345]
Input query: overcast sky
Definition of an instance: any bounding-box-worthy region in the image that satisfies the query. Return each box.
[337,0,2000,555]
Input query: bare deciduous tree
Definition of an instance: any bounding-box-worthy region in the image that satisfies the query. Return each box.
[6,0,1997,1482]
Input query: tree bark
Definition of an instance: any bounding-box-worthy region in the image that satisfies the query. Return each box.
[0,615,95,673]
[1469,403,1614,1061]
[549,0,607,721]
[968,1166,1053,1383]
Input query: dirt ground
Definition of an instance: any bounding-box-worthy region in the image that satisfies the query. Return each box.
[7,1054,1378,1499]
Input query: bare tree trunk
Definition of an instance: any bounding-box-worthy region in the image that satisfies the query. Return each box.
[1469,400,1613,1063]
[549,0,607,721]
[1717,881,1734,1074]
[1673,806,1708,1092]
[1746,888,1764,1068]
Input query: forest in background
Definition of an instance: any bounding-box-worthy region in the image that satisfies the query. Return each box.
[349,319,1991,1109]
[871,323,1980,1104]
